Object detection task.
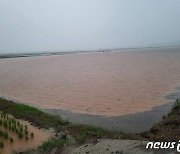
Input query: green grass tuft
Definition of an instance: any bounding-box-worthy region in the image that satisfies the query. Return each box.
[0,98,64,129]
[42,138,69,151]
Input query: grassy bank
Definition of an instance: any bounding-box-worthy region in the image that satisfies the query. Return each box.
[140,99,180,141]
[0,97,179,153]
[0,97,137,152]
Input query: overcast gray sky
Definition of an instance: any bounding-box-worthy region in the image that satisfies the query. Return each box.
[0,0,180,53]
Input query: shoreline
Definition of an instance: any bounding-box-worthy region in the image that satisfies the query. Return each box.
[44,102,173,133]
[1,86,180,133]
[0,46,180,59]
[0,95,179,153]
[0,92,176,133]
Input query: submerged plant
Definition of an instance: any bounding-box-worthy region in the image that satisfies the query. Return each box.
[11,125,16,132]
[0,110,35,146]
[30,132,34,138]
[0,130,5,138]
[20,126,23,132]
[18,132,23,139]
[9,137,14,143]
[0,141,4,148]
[4,132,8,139]
[25,136,29,141]
[3,121,8,129]
[0,130,9,140]
[25,129,28,135]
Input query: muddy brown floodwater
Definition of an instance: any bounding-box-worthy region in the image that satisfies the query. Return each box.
[0,119,50,154]
[0,48,180,117]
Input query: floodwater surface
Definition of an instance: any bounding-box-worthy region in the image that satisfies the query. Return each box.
[0,119,50,154]
[0,48,180,117]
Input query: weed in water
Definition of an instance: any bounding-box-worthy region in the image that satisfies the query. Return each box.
[30,132,34,138]
[25,136,29,141]
[9,137,14,143]
[0,141,4,148]
[18,132,23,139]
[25,129,28,135]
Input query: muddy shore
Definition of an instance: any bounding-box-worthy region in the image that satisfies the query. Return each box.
[44,87,180,133]
[44,102,173,133]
